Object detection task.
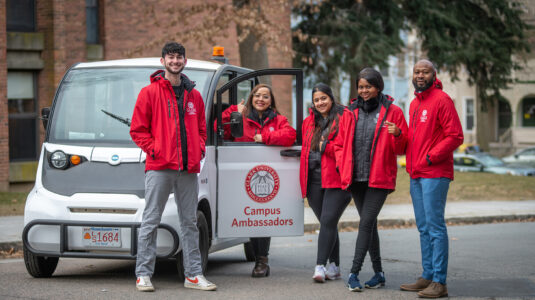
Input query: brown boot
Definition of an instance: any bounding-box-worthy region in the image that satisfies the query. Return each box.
[417,282,448,298]
[252,256,270,277]
[400,277,432,291]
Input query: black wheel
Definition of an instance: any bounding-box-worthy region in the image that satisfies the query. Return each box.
[244,240,256,262]
[23,244,59,278]
[176,210,210,280]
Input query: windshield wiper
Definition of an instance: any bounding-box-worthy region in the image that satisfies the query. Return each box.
[101,109,131,127]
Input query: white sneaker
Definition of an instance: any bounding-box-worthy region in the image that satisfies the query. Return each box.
[136,276,154,292]
[313,265,326,283]
[184,274,217,291]
[325,262,341,280]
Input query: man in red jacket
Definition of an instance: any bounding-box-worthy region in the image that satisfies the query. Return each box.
[130,42,215,292]
[400,60,463,298]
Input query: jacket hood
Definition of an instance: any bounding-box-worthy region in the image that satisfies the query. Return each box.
[150,70,196,92]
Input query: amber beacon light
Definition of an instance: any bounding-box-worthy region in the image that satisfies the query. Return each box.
[212,46,228,64]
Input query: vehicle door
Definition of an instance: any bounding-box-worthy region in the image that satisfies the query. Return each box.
[215,69,303,238]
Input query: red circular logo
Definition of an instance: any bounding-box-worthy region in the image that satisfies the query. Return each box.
[245,165,280,203]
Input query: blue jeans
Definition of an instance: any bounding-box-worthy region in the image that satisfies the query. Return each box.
[410,177,450,284]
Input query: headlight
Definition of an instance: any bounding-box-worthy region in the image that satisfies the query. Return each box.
[50,151,68,169]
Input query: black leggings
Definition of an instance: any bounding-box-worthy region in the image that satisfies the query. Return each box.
[350,181,388,274]
[250,237,270,258]
[308,182,351,266]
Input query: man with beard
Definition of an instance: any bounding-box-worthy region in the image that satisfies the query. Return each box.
[399,59,463,298]
[130,42,215,292]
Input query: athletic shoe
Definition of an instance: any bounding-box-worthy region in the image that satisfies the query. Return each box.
[365,272,386,288]
[325,262,341,280]
[136,276,154,292]
[313,265,326,283]
[347,273,363,292]
[184,275,217,291]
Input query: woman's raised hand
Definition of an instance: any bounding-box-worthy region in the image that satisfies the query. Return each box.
[237,99,246,114]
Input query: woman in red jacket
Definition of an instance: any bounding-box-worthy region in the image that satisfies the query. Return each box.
[221,83,296,147]
[300,83,352,283]
[335,68,408,292]
[221,83,296,278]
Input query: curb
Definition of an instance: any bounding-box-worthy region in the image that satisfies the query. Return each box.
[303,214,535,232]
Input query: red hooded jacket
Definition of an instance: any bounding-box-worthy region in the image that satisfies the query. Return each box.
[220,105,296,146]
[300,106,352,198]
[130,71,206,173]
[335,94,408,190]
[406,79,464,180]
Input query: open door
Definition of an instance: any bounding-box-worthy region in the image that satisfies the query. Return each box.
[215,69,304,238]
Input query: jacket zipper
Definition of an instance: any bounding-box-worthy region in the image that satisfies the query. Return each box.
[173,95,182,171]
[410,99,421,176]
[167,98,171,118]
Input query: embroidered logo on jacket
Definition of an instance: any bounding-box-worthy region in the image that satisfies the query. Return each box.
[186,102,196,115]
[420,109,428,123]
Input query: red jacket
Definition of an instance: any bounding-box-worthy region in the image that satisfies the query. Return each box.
[406,79,464,180]
[220,105,296,146]
[130,71,206,173]
[300,106,352,198]
[335,94,408,190]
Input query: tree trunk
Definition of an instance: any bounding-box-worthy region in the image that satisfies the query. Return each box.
[233,0,270,85]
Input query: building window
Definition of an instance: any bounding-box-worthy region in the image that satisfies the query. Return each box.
[86,0,99,44]
[522,97,535,127]
[7,72,38,161]
[7,0,35,32]
[465,98,474,131]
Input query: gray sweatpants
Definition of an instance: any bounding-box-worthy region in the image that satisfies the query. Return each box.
[135,169,202,278]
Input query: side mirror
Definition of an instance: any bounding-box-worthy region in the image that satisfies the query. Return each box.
[479,165,484,172]
[41,107,50,129]
[229,111,243,138]
[514,154,519,159]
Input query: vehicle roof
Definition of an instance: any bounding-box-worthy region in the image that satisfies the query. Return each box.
[73,58,222,70]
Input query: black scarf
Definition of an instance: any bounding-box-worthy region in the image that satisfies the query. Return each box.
[357,96,379,113]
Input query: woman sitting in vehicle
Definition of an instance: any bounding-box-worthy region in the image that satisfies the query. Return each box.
[220,83,296,277]
[220,83,296,146]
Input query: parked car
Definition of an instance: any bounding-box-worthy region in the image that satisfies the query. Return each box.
[453,153,535,176]
[455,143,482,154]
[502,147,535,165]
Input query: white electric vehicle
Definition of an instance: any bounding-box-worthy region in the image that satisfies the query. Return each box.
[23,54,304,279]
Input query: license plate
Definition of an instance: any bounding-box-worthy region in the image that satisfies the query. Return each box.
[82,227,121,248]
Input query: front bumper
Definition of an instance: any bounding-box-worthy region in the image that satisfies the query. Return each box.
[23,219,179,259]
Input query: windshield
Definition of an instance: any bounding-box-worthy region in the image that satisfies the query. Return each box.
[478,155,505,167]
[49,67,214,145]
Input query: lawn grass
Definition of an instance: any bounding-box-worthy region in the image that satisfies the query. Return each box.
[0,192,27,216]
[385,169,535,205]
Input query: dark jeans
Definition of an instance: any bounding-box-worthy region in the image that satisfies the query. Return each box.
[350,181,388,274]
[250,237,270,258]
[308,181,351,266]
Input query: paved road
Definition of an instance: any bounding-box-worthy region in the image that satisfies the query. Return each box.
[1,222,534,299]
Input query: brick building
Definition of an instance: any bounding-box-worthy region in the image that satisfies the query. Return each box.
[0,0,292,190]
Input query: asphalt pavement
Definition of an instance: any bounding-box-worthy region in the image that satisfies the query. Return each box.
[1,222,534,299]
[2,200,535,251]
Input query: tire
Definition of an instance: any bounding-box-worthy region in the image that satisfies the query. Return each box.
[244,240,256,262]
[176,210,210,280]
[23,245,59,278]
